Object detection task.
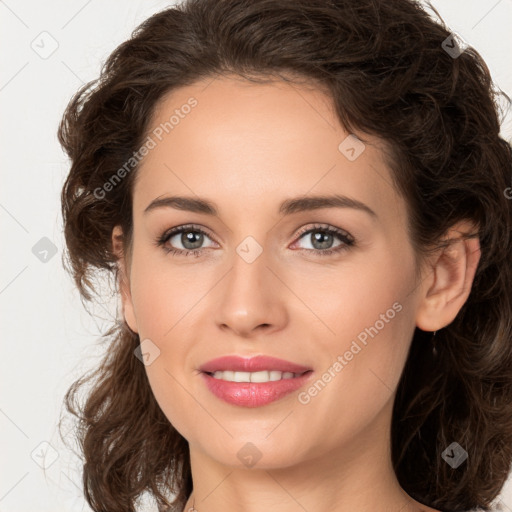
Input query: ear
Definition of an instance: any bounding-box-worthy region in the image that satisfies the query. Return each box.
[112,225,138,334]
[415,220,481,332]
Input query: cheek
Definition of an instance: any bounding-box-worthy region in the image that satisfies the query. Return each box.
[300,246,417,410]
[313,302,413,445]
[126,248,208,435]
[298,246,413,347]
[128,244,201,338]
[144,361,194,439]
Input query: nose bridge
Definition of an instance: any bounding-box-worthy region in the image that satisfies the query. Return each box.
[226,234,272,309]
[234,236,268,292]
[214,233,286,336]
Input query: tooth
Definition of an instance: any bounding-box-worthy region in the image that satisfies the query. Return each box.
[269,371,282,381]
[250,371,270,383]
[209,370,300,382]
[233,371,251,382]
[223,370,235,381]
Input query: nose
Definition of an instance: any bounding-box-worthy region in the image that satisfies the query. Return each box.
[214,244,288,338]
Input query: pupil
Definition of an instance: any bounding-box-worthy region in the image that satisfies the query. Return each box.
[312,231,332,250]
[182,231,203,250]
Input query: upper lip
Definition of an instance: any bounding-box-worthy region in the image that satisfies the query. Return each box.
[199,355,312,374]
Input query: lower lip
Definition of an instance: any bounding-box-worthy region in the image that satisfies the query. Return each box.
[200,371,313,407]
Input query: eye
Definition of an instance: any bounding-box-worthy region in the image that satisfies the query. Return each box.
[155,223,355,258]
[291,224,355,256]
[155,224,217,257]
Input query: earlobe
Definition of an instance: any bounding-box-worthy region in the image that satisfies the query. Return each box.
[415,221,481,332]
[112,225,138,334]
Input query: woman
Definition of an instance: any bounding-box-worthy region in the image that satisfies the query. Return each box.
[58,0,512,511]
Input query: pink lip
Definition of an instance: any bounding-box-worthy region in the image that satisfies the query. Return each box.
[200,371,314,408]
[199,355,312,374]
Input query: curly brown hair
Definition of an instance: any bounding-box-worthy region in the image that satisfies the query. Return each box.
[57,0,512,511]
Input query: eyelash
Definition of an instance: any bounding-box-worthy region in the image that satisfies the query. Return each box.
[155,223,355,258]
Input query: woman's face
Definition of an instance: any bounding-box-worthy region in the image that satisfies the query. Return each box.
[118,75,427,469]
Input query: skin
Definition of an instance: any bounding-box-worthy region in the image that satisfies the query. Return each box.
[112,75,480,512]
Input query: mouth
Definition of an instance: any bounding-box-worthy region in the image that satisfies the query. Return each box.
[200,370,314,408]
[198,355,314,407]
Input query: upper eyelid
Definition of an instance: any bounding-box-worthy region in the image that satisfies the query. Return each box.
[162,224,218,243]
[295,224,353,240]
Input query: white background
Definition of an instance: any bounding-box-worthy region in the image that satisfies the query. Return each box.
[1,1,511,510]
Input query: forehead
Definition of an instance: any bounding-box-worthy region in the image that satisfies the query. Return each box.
[132,75,403,223]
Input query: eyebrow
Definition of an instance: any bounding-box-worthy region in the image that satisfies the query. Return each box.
[144,194,377,218]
